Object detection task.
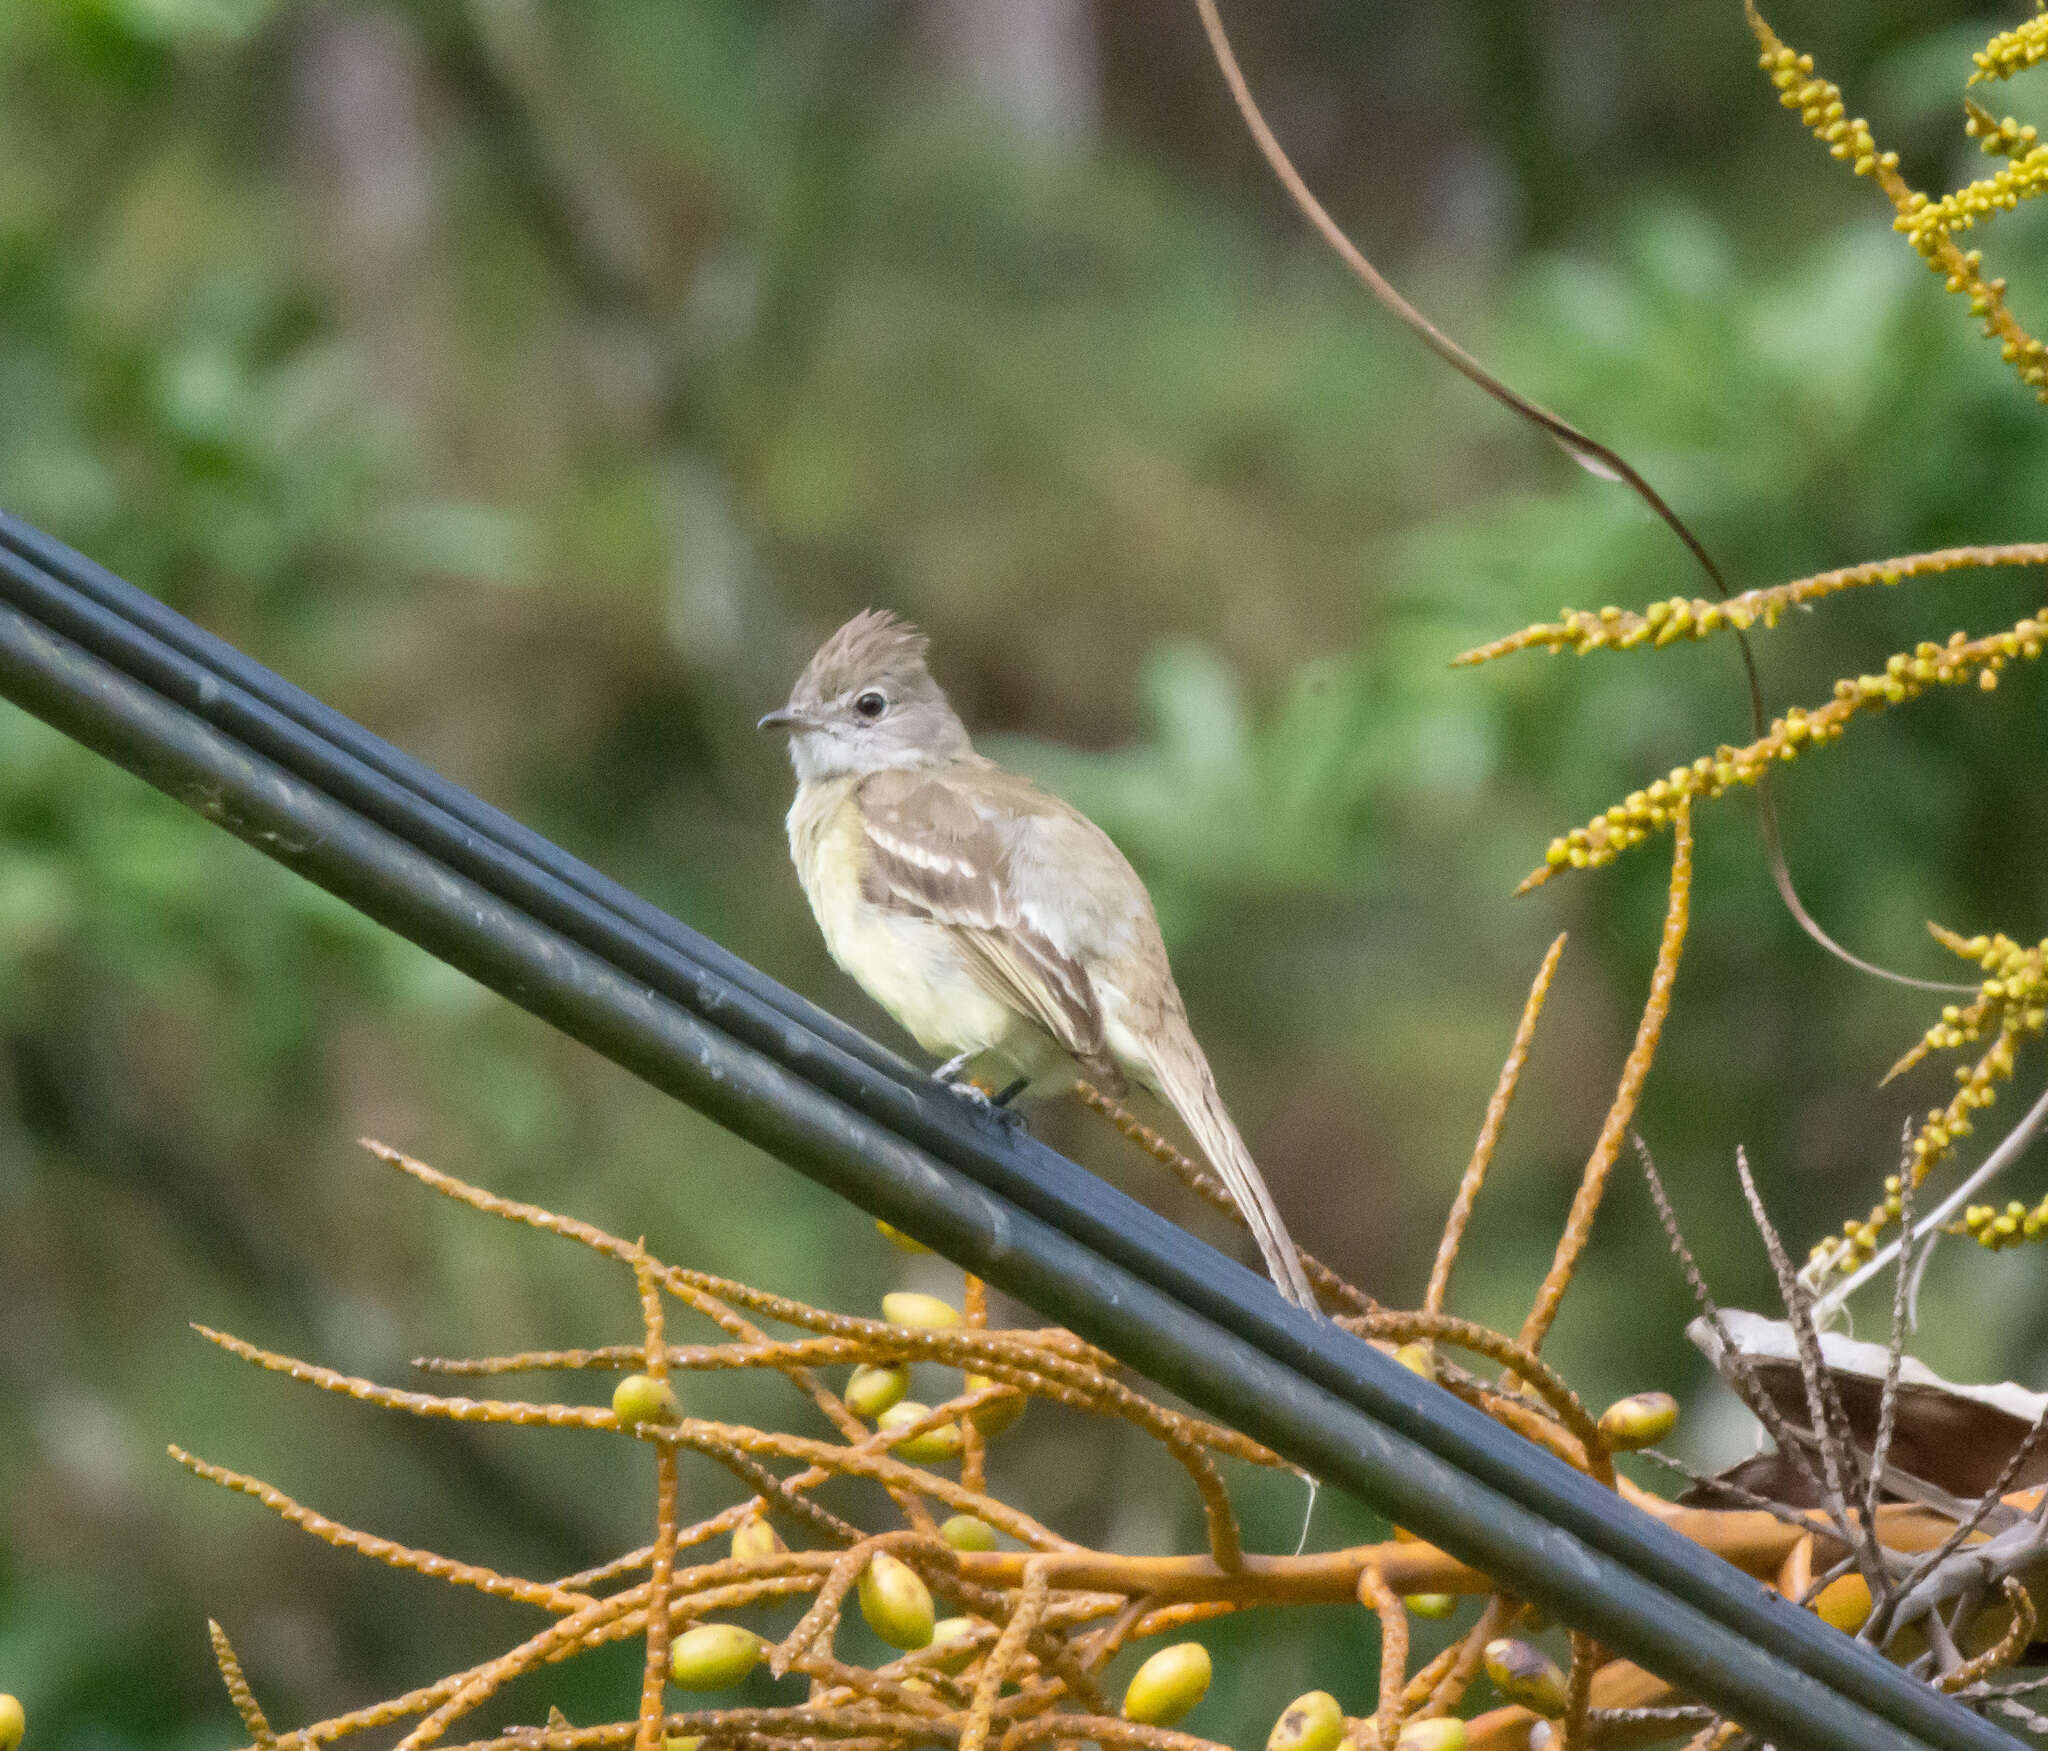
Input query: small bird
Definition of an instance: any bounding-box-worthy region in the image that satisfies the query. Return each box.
[759,609,1318,1311]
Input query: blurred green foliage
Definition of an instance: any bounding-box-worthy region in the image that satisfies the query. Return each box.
[0,0,2044,1744]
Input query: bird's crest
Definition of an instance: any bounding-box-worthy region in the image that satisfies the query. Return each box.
[793,609,933,706]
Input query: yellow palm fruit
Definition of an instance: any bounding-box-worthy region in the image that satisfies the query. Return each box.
[1814,1573,1872,1634]
[857,1551,936,1650]
[1403,1593,1458,1619]
[1392,1343,1435,1380]
[730,1515,783,1564]
[611,1373,681,1429]
[1396,1720,1467,1750]
[0,1695,21,1751]
[876,1219,932,1254]
[664,1738,704,1751]
[1122,1643,1212,1725]
[1596,1391,1679,1450]
[929,1615,982,1673]
[845,1362,911,1420]
[1267,1688,1344,1751]
[881,1291,959,1329]
[668,1624,763,1690]
[1482,1639,1568,1717]
[964,1373,1026,1437]
[941,1513,997,1551]
[878,1402,963,1462]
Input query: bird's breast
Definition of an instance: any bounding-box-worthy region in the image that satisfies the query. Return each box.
[787,783,1017,1059]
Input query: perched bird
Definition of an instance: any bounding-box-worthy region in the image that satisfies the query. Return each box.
[759,609,1318,1311]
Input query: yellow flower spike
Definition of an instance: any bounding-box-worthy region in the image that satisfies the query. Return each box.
[1482,1638,1570,1717]
[857,1550,936,1650]
[0,1695,21,1751]
[940,1513,998,1551]
[881,1291,960,1330]
[1517,604,2047,892]
[1267,1689,1345,1751]
[1122,1642,1212,1726]
[1597,1390,1680,1450]
[877,1401,964,1462]
[1746,1,2048,396]
[845,1361,912,1421]
[665,1737,704,1751]
[611,1372,682,1429]
[668,1624,764,1690]
[731,1514,784,1564]
[1817,929,2045,1281]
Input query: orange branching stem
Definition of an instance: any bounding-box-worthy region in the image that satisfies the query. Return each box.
[1357,1566,1409,1749]
[1420,1596,1523,1720]
[1338,1308,1610,1487]
[636,1246,680,1751]
[638,1450,681,1751]
[778,1533,938,1678]
[1071,1079,1372,1315]
[1000,1719,1232,1751]
[171,1132,2048,1751]
[960,1276,990,1494]
[1401,1635,1468,1716]
[208,1620,276,1749]
[1464,1651,1683,1749]
[424,1330,1273,1468]
[195,1318,1065,1551]
[963,1559,1047,1751]
[1937,1577,2036,1692]
[1560,1632,1598,1751]
[1453,543,2048,667]
[170,1446,596,1614]
[1427,932,1568,1317]
[1518,802,1692,1356]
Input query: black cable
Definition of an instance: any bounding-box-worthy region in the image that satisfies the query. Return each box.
[0,512,2017,1751]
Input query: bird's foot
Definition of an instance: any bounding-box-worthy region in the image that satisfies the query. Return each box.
[932,1057,1029,1132]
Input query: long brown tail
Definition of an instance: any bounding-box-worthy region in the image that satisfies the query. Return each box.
[1137,1031,1320,1313]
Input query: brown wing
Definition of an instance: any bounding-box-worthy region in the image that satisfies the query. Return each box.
[856,768,1109,1072]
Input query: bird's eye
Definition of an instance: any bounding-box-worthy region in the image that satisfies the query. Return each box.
[854,690,887,719]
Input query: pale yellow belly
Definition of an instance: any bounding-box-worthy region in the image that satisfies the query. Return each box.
[794,790,1026,1064]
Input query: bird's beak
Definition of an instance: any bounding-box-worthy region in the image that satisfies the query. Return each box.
[757,705,811,733]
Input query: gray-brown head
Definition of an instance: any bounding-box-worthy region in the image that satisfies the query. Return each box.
[759,610,973,783]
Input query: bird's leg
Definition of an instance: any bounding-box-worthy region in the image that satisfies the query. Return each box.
[931,1054,1028,1131]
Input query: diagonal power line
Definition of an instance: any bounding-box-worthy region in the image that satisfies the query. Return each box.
[0,509,2019,1751]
